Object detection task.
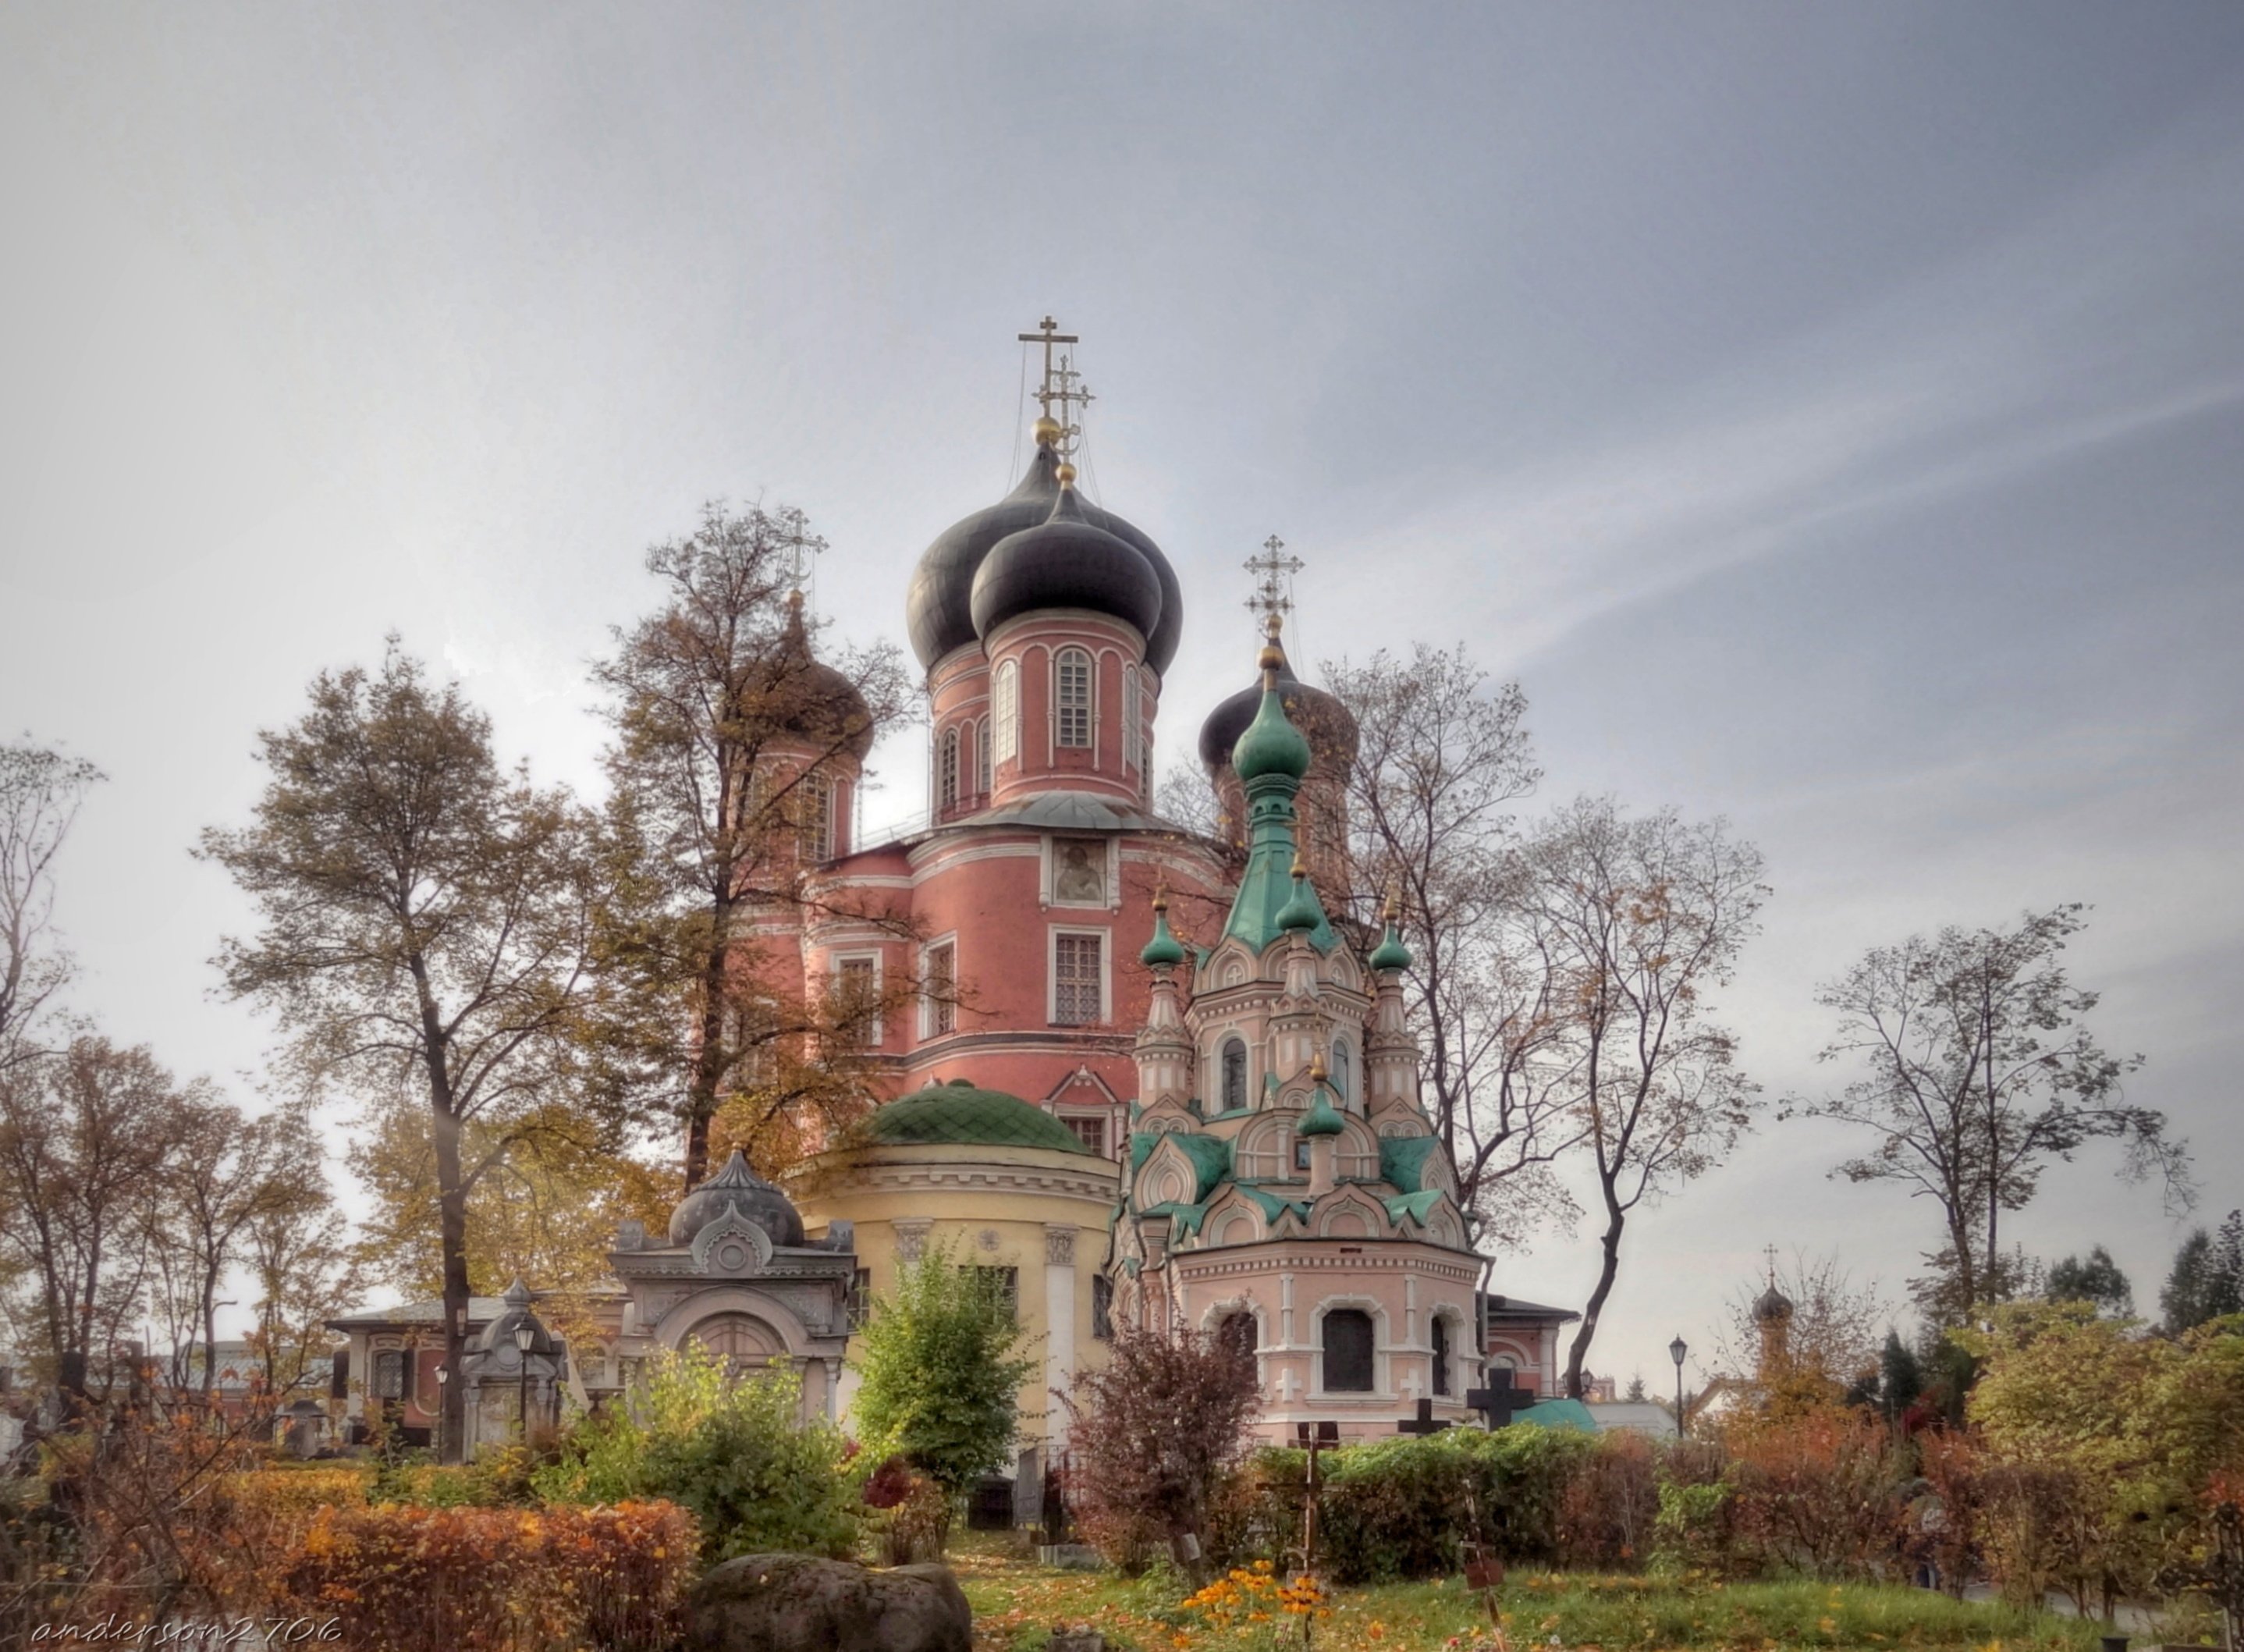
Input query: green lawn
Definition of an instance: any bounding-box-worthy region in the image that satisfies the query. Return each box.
[950,1541,2109,1652]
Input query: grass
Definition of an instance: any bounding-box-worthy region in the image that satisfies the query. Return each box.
[950,1540,2110,1652]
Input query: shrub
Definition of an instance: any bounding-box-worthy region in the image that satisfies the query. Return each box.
[1059,1325,1261,1580]
[1726,1405,1908,1579]
[1556,1430,1660,1568]
[270,1499,695,1652]
[533,1342,862,1561]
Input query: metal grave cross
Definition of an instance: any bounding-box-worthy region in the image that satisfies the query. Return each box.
[1464,1368,1538,1430]
[1396,1397,1450,1437]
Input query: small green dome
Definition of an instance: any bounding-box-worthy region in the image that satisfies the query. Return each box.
[1232,684,1312,783]
[1296,1087,1346,1138]
[1276,867,1323,934]
[1139,901,1187,968]
[1369,918,1412,972]
[859,1082,1091,1154]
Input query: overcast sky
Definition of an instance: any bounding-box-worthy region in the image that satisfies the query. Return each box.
[4,3,2241,1388]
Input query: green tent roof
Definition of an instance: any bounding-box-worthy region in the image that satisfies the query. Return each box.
[857,1082,1089,1154]
[1379,1135,1442,1194]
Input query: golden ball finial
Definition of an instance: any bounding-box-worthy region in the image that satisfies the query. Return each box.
[1151,884,1169,914]
[1033,416,1063,446]
[1290,851,1307,880]
[1055,461,1078,488]
[1264,612,1284,641]
[1258,643,1284,676]
[1309,1049,1329,1081]
[1382,886,1401,923]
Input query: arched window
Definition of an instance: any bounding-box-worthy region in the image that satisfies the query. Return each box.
[1432,1315,1452,1396]
[1123,664,1142,772]
[1218,1311,1259,1359]
[993,660,1019,762]
[975,719,992,796]
[1055,648,1092,748]
[939,727,960,808]
[1330,1038,1351,1102]
[1220,1039,1248,1110]
[1323,1309,1375,1393]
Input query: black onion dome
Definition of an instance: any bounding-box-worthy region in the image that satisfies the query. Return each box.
[666,1150,807,1248]
[970,486,1165,648]
[1197,645,1360,769]
[906,440,1184,673]
[768,597,875,761]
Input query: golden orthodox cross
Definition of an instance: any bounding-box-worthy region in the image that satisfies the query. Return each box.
[1244,533,1305,627]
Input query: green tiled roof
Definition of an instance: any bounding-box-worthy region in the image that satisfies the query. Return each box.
[1379,1135,1442,1194]
[1383,1189,1445,1227]
[859,1082,1088,1153]
[1237,1185,1311,1225]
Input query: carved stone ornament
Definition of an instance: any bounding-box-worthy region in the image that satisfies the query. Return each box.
[1045,1226,1077,1266]
[690,1214,775,1276]
[893,1220,932,1263]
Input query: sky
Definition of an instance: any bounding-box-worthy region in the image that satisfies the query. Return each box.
[2,2,2241,1391]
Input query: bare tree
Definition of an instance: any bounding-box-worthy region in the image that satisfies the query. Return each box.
[0,742,102,1069]
[1323,645,1581,1245]
[591,503,918,1188]
[200,643,601,1461]
[0,1036,181,1394]
[1523,797,1768,1398]
[1789,905,2185,1327]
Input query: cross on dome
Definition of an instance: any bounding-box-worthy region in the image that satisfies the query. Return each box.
[1018,315,1093,457]
[1244,534,1305,631]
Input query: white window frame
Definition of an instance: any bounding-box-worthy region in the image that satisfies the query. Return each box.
[1054,647,1093,749]
[975,718,992,796]
[1056,1111,1110,1156]
[920,936,957,1039]
[831,951,882,1049]
[1048,925,1110,1027]
[797,771,833,862]
[994,660,1019,762]
[938,727,960,808]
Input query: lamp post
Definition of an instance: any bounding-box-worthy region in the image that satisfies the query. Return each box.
[514,1322,534,1437]
[1669,1336,1688,1441]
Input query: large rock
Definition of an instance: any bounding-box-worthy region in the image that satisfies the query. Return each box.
[685,1553,971,1652]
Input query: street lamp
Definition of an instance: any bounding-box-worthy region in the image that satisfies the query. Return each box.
[514,1322,534,1437]
[1668,1336,1688,1441]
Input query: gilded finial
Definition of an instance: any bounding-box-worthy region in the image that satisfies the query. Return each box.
[1151,883,1169,914]
[1382,886,1401,924]
[1291,851,1308,880]
[1032,415,1063,447]
[1309,1048,1329,1082]
[1259,613,1284,684]
[1055,461,1078,488]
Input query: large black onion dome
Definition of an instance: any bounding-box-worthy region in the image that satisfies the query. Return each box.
[666,1150,807,1248]
[1197,645,1359,769]
[906,440,1183,673]
[765,595,875,761]
[970,486,1165,649]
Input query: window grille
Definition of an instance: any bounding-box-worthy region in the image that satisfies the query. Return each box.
[1123,664,1142,770]
[1092,1274,1113,1340]
[1433,1315,1452,1396]
[1062,1114,1107,1156]
[797,773,832,862]
[1053,933,1102,1025]
[939,728,960,808]
[976,719,992,795]
[1056,649,1092,748]
[834,956,879,1047]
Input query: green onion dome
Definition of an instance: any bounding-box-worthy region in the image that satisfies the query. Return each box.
[1276,861,1323,933]
[1140,896,1188,968]
[1231,680,1313,784]
[857,1079,1092,1154]
[1369,922,1412,973]
[1296,1086,1347,1138]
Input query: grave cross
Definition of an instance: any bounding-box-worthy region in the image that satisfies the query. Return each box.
[1396,1397,1450,1436]
[1464,1368,1538,1430]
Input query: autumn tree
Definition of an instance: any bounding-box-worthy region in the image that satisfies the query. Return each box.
[0,741,102,1068]
[244,1168,364,1401]
[201,644,602,1461]
[1524,796,1768,1398]
[1791,906,2186,1327]
[589,503,916,1188]
[0,1036,183,1393]
[1322,645,1584,1247]
[1715,1249,1888,1413]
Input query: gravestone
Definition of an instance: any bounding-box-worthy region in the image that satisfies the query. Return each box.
[1396,1397,1449,1436]
[1464,1368,1537,1429]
